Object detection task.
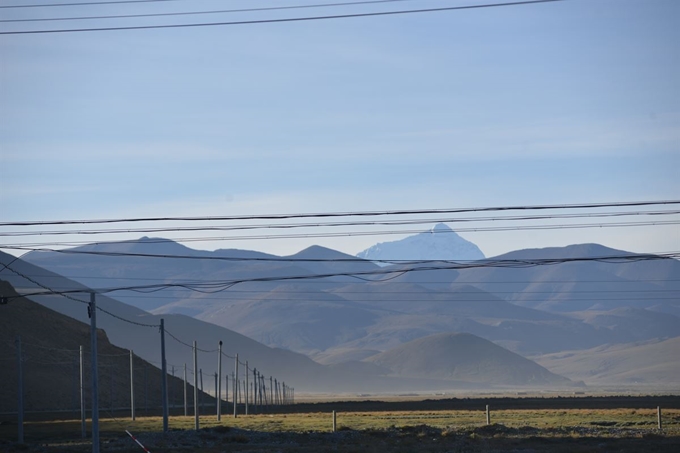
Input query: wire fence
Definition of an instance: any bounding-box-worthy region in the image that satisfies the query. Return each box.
[1,337,294,423]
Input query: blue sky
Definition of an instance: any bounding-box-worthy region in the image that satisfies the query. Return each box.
[1,0,678,257]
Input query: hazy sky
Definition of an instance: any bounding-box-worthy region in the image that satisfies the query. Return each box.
[1,0,678,257]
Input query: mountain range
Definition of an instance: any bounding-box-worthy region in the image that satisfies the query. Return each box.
[4,226,679,392]
[0,251,575,395]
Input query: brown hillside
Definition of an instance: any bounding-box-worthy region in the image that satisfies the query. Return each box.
[366,332,572,386]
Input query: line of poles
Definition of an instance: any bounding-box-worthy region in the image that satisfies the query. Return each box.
[13,292,295,453]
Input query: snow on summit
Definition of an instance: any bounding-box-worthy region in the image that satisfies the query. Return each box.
[356,223,485,264]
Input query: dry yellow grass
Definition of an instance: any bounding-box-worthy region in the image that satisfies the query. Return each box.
[3,407,677,442]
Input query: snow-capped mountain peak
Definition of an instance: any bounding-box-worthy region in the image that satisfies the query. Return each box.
[356,223,485,264]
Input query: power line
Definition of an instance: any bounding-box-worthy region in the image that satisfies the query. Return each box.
[1,261,89,305]
[0,0,185,9]
[2,209,677,237]
[0,260,160,328]
[10,252,680,299]
[109,291,680,299]
[10,275,680,286]
[3,219,679,251]
[123,296,680,304]
[2,200,677,227]
[95,304,159,328]
[5,224,680,260]
[0,0,566,35]
[164,329,217,353]
[1,0,420,22]
[9,272,679,285]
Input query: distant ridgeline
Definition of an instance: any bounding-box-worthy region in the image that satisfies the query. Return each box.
[356,223,485,264]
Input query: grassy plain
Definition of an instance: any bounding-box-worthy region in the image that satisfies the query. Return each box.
[2,406,679,452]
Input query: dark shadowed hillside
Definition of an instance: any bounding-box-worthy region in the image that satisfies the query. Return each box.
[0,252,339,392]
[0,280,212,414]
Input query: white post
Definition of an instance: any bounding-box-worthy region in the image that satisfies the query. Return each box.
[332,410,337,433]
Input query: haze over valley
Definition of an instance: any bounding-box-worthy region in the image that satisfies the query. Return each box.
[4,224,678,399]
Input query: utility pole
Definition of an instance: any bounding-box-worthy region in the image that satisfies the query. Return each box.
[233,354,239,418]
[245,361,249,415]
[171,365,175,410]
[183,364,188,417]
[217,341,222,421]
[144,364,148,413]
[193,342,199,430]
[16,336,23,444]
[263,375,268,407]
[80,345,86,439]
[199,369,204,411]
[253,368,257,414]
[270,376,273,408]
[89,292,100,453]
[159,319,168,432]
[130,350,135,421]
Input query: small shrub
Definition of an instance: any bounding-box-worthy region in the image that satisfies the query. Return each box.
[223,434,249,443]
[642,432,663,440]
[441,429,456,438]
[589,421,617,427]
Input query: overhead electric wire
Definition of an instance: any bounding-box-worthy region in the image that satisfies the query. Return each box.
[8,252,680,300]
[0,0,564,34]
[2,200,677,227]
[111,296,680,303]
[8,272,679,285]
[164,329,217,352]
[0,260,160,327]
[1,261,89,305]
[0,0,421,23]
[96,304,160,328]
[2,209,677,238]
[0,0,186,8]
[0,220,680,252]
